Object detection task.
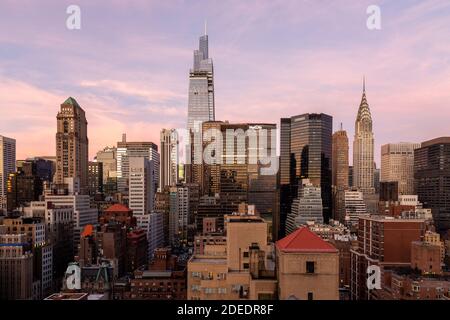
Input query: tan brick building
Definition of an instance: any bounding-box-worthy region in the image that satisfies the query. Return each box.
[187,213,277,300]
[276,227,339,300]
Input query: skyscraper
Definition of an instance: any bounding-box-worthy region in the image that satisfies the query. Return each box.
[128,157,155,215]
[332,125,349,222]
[381,142,421,196]
[198,121,278,220]
[7,161,43,211]
[54,97,88,194]
[332,125,349,189]
[344,188,367,230]
[160,129,179,189]
[87,161,103,196]
[117,135,159,195]
[0,233,33,300]
[353,79,375,195]
[414,137,450,232]
[95,146,117,195]
[279,113,332,230]
[0,135,16,212]
[285,179,323,235]
[187,28,215,133]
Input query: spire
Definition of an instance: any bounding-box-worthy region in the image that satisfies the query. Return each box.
[340,122,343,131]
[356,77,373,132]
[204,19,207,36]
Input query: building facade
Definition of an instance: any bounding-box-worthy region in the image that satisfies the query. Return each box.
[116,135,159,196]
[187,30,215,133]
[0,135,16,213]
[353,80,375,195]
[414,137,450,232]
[54,97,88,194]
[285,179,323,234]
[332,126,349,222]
[381,142,420,196]
[279,113,333,231]
[276,227,339,300]
[160,129,179,190]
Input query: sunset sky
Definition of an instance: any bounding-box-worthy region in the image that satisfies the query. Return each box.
[1,0,449,164]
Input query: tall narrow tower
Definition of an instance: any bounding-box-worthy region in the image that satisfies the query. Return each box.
[55,97,88,194]
[332,124,349,222]
[187,27,215,133]
[353,78,375,194]
[0,135,16,212]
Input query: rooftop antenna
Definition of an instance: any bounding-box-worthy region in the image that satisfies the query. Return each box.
[204,20,207,36]
[340,122,343,131]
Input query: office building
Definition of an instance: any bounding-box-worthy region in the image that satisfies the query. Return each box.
[44,192,98,252]
[117,135,159,196]
[135,212,164,259]
[160,129,179,189]
[344,188,367,230]
[188,213,277,300]
[285,179,323,235]
[332,125,349,222]
[0,135,16,213]
[279,113,332,233]
[88,161,103,196]
[7,161,44,211]
[414,137,450,232]
[169,185,189,246]
[126,229,148,273]
[187,28,215,133]
[381,143,420,196]
[350,215,426,300]
[54,97,88,194]
[95,147,117,196]
[353,79,375,195]
[0,233,33,300]
[128,157,155,215]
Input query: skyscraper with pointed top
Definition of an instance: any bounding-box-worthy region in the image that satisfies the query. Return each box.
[353,78,375,195]
[187,25,215,132]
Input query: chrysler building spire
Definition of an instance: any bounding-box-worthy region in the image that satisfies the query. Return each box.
[353,77,375,195]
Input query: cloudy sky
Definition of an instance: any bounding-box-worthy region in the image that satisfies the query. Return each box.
[1,0,449,164]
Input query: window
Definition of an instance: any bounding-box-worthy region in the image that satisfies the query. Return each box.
[306,261,315,274]
[243,263,249,269]
[243,251,249,258]
[307,292,314,300]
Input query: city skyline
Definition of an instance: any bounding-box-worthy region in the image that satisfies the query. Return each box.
[1,1,450,161]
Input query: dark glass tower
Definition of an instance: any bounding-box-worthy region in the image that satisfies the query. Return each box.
[414,137,450,232]
[279,113,333,235]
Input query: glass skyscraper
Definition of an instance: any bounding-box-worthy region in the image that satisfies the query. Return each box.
[187,31,215,133]
[279,113,333,236]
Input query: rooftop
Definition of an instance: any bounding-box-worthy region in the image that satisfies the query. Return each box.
[45,292,88,300]
[105,204,132,213]
[62,97,80,108]
[276,227,338,253]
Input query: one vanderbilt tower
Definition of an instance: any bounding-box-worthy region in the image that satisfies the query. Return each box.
[187,22,215,133]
